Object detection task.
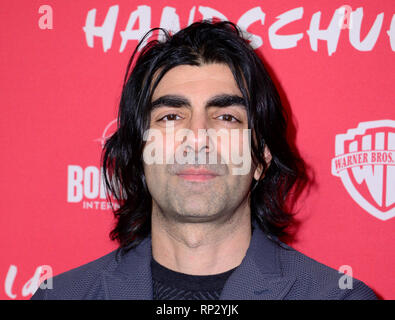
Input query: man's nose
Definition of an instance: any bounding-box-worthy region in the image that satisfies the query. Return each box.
[182,112,211,155]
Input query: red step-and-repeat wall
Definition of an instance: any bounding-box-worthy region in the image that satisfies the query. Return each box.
[0,0,394,300]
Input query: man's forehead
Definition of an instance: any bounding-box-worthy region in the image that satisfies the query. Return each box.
[151,63,242,100]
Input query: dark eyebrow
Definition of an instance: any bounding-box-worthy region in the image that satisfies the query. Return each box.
[205,94,246,109]
[151,95,191,110]
[150,94,246,110]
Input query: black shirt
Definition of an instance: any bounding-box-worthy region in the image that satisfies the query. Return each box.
[151,258,237,300]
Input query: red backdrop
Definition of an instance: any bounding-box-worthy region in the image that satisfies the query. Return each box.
[0,0,394,300]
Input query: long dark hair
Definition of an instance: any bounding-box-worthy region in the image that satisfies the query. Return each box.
[102,20,307,252]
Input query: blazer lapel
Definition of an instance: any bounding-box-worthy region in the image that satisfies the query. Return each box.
[220,227,296,300]
[101,227,295,300]
[102,237,153,300]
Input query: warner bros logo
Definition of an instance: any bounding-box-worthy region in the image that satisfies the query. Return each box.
[331,120,395,221]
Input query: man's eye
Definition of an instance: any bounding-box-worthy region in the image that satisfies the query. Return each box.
[158,114,182,121]
[216,114,240,122]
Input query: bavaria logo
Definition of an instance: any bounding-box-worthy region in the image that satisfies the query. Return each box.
[331,120,395,221]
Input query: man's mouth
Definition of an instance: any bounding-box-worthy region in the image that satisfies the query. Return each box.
[176,168,219,181]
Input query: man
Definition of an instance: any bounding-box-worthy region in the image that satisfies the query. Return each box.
[31,21,377,300]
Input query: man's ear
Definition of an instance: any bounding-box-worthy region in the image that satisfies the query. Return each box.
[253,146,272,180]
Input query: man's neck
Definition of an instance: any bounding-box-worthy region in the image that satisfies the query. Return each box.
[151,207,252,276]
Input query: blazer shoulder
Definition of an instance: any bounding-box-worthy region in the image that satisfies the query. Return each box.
[31,249,120,300]
[276,242,377,300]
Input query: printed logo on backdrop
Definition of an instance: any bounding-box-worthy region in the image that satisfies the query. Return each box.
[82,5,395,55]
[4,265,53,299]
[67,120,119,211]
[331,120,395,221]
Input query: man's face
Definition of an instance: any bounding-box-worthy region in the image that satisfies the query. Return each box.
[143,63,259,224]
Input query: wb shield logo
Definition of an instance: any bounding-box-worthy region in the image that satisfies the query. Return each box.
[331,120,395,221]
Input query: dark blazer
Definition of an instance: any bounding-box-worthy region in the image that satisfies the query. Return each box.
[31,226,377,300]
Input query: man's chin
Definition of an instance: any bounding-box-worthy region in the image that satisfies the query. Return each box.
[172,213,223,224]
